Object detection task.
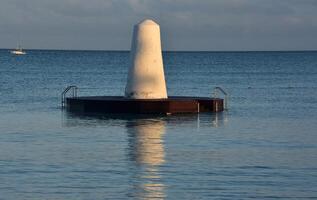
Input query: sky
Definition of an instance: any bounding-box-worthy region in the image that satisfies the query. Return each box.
[0,0,317,51]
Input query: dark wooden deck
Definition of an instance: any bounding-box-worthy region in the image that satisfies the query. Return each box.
[66,96,224,114]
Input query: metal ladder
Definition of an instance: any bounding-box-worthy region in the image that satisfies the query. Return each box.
[61,86,78,108]
[213,87,229,110]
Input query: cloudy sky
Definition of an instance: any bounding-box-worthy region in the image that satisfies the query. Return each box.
[0,0,317,51]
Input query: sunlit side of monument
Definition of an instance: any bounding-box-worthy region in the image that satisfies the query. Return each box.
[125,19,168,99]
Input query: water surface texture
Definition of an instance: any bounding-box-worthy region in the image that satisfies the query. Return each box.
[0,50,317,199]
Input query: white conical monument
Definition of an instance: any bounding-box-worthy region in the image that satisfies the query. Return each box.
[125,19,168,99]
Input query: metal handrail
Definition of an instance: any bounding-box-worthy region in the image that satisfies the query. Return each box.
[61,86,78,108]
[213,86,229,110]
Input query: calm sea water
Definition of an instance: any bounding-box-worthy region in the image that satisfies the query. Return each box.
[0,49,317,199]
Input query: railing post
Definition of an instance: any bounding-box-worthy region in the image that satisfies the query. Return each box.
[61,86,78,108]
[213,87,229,110]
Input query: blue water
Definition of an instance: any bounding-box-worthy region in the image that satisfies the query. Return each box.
[0,50,317,199]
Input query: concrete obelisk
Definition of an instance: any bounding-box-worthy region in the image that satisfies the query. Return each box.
[125,19,168,99]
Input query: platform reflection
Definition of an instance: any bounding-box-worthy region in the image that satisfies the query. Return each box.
[62,111,229,129]
[61,112,229,199]
[126,119,166,199]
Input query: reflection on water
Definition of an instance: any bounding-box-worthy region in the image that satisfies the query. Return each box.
[62,110,228,130]
[61,112,229,199]
[211,112,229,128]
[127,119,166,200]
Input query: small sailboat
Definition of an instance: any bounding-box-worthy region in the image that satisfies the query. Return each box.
[11,45,26,55]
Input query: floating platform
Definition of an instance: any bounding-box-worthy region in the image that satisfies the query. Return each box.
[66,96,224,114]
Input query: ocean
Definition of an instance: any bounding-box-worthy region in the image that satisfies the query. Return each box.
[0,50,317,199]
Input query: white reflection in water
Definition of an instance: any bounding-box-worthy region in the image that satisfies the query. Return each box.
[61,113,228,199]
[211,112,229,128]
[127,119,166,200]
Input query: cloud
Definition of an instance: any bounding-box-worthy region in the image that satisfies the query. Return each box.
[0,0,316,50]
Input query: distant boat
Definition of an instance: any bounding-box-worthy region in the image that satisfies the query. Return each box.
[11,45,26,55]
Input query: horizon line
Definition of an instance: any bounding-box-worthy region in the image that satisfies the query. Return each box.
[1,48,317,53]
